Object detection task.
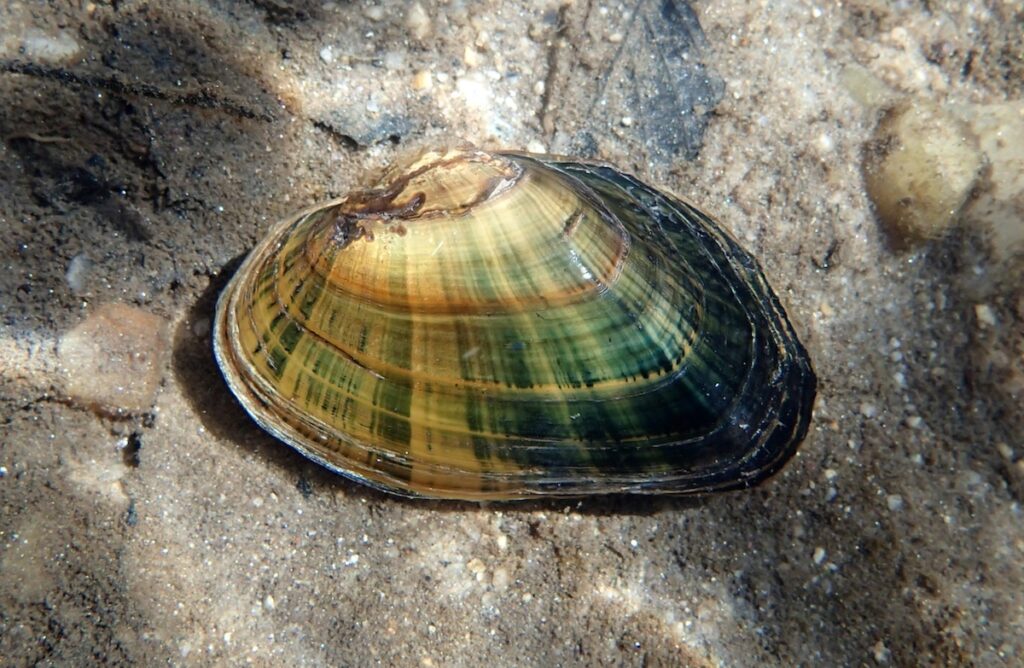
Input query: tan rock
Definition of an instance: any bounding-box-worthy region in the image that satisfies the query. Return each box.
[58,302,171,415]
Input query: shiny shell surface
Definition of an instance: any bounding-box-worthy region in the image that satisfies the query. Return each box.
[213,148,816,500]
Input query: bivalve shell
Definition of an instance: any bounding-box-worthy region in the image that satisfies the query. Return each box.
[214,148,816,500]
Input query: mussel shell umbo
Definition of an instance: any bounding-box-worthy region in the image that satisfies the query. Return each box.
[214,148,815,500]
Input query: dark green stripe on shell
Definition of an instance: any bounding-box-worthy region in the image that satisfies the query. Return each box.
[213,147,816,500]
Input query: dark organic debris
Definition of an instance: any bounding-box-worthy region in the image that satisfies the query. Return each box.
[553,0,724,166]
[6,135,152,242]
[1,60,275,122]
[315,111,414,148]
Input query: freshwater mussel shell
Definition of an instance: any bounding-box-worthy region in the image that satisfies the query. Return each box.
[213,148,816,500]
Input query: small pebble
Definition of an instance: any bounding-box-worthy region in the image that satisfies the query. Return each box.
[412,70,433,91]
[872,640,891,664]
[463,46,482,68]
[455,75,490,110]
[58,303,171,414]
[974,304,997,328]
[406,2,432,40]
[492,566,510,591]
[621,116,634,128]
[263,594,276,611]
[467,558,486,578]
[860,403,878,419]
[319,46,335,64]
[813,546,827,565]
[363,5,386,22]
[20,28,81,64]
[382,51,404,70]
[886,494,904,511]
[191,317,211,338]
[863,100,982,246]
[65,253,93,295]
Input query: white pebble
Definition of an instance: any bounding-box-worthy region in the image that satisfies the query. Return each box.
[873,640,891,663]
[492,566,510,590]
[382,51,405,71]
[886,494,904,511]
[319,46,335,64]
[65,253,93,295]
[455,75,490,110]
[191,317,211,338]
[974,303,997,328]
[263,594,276,610]
[812,546,826,565]
[463,46,482,68]
[21,28,81,64]
[859,403,878,419]
[405,2,432,40]
[363,5,386,21]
